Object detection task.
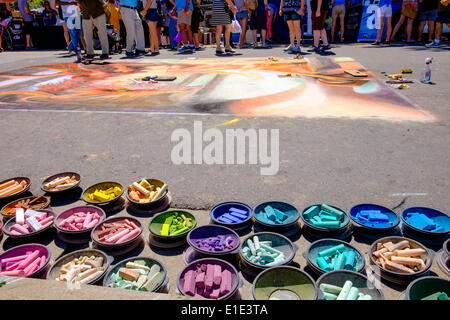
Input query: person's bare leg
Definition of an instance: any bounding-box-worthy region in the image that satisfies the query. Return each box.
[435,21,442,41]
[287,20,295,45]
[216,25,223,48]
[391,15,404,41]
[261,29,266,43]
[252,29,257,44]
[193,33,199,47]
[385,17,392,41]
[406,18,413,41]
[418,21,425,42]
[239,18,248,45]
[180,24,187,45]
[320,28,328,45]
[293,20,301,45]
[331,16,337,42]
[149,21,159,52]
[224,24,231,47]
[313,30,320,47]
[376,17,384,42]
[340,16,344,41]
[187,26,193,45]
[428,20,435,42]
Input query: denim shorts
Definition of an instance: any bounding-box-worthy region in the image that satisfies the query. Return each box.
[419,9,438,22]
[283,11,301,22]
[145,8,160,22]
[236,10,248,20]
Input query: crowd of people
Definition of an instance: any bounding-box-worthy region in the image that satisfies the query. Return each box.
[0,0,448,58]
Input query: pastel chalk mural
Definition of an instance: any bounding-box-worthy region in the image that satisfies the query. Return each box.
[0,57,434,121]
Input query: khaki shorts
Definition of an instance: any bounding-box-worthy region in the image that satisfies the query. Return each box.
[332,4,345,19]
[178,9,192,25]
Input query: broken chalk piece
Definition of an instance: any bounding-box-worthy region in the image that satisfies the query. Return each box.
[219,269,232,295]
[304,205,320,219]
[213,265,222,286]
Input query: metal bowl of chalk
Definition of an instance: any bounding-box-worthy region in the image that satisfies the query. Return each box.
[301,204,350,232]
[252,266,317,300]
[47,249,111,285]
[210,202,252,229]
[239,232,297,270]
[253,201,299,228]
[103,256,168,293]
[41,172,81,194]
[177,258,241,300]
[350,203,400,231]
[126,178,168,208]
[369,236,433,285]
[187,225,240,256]
[401,207,450,238]
[2,209,55,240]
[149,210,196,240]
[316,270,384,300]
[306,238,365,275]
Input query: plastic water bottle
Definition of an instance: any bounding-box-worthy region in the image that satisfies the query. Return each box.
[421,57,433,84]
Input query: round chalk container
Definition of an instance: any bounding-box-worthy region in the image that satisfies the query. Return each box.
[91,217,142,250]
[55,205,106,237]
[306,238,365,276]
[126,178,168,210]
[177,258,241,300]
[369,236,433,285]
[210,202,253,231]
[0,243,51,278]
[149,210,197,247]
[47,249,111,285]
[301,204,351,236]
[350,203,399,233]
[239,232,297,274]
[3,209,55,240]
[0,176,31,202]
[1,195,50,220]
[406,276,450,300]
[401,207,450,239]
[252,266,317,300]
[103,256,168,293]
[82,181,124,206]
[316,270,384,300]
[253,201,300,230]
[187,225,240,257]
[40,172,81,194]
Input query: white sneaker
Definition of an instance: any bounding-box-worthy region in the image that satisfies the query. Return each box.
[284,44,295,51]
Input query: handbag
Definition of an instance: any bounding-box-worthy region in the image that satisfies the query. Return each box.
[401,3,418,20]
[231,15,241,33]
[174,31,182,42]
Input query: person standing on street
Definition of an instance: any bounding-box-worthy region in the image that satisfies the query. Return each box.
[305,0,330,52]
[18,0,37,49]
[331,0,345,42]
[417,0,439,45]
[279,0,303,53]
[119,0,146,56]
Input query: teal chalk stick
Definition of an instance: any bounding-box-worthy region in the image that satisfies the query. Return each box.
[336,280,353,300]
[303,205,320,219]
[318,244,346,257]
[346,287,359,300]
[321,204,345,219]
[322,292,338,300]
[312,221,341,228]
[333,253,346,270]
[344,250,356,270]
[316,257,330,270]
[320,283,342,295]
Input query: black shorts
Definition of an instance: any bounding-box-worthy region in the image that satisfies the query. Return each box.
[162,26,170,36]
[190,6,201,33]
[249,9,267,30]
[23,21,33,35]
[312,10,327,30]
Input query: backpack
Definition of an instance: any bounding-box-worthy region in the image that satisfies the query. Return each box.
[248,0,258,10]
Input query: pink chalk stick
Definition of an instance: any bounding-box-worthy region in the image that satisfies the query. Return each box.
[106,229,130,243]
[37,212,47,220]
[183,270,196,296]
[10,230,24,236]
[205,264,214,290]
[195,272,205,288]
[93,213,100,220]
[194,286,204,299]
[0,270,26,277]
[1,254,28,265]
[210,286,221,299]
[219,269,232,295]
[24,257,41,275]
[5,262,20,271]
[85,218,99,229]
[18,250,40,269]
[10,224,30,234]
[68,223,79,230]
[213,265,222,286]
[60,215,75,226]
[39,255,46,268]
[115,227,140,243]
[83,214,93,228]
[39,216,54,226]
[74,217,84,223]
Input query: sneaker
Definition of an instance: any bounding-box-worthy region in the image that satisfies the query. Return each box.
[225,46,235,53]
[84,54,95,59]
[99,54,109,59]
[382,40,390,45]
[321,44,331,51]
[262,42,269,48]
[253,42,260,48]
[135,49,148,56]
[284,44,295,51]
[307,46,321,53]
[425,41,440,48]
[292,45,301,54]
[125,51,135,57]
[371,41,380,45]
[239,43,250,49]
[216,46,224,54]
[178,45,188,53]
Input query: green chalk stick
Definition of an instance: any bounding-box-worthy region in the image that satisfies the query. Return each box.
[170,225,190,235]
[322,292,338,300]
[357,294,373,300]
[337,281,353,300]
[421,292,448,300]
[260,244,283,256]
[161,216,173,235]
[346,287,359,300]
[320,283,342,295]
[247,239,257,256]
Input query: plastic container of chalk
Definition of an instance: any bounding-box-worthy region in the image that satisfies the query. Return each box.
[177,257,241,300]
[47,249,112,285]
[103,256,168,293]
[252,266,317,300]
[316,270,385,300]
[369,236,433,285]
[40,172,81,194]
[126,178,168,209]
[305,238,365,276]
[91,216,143,249]
[2,209,56,240]
[349,203,400,232]
[253,201,300,229]
[55,205,106,236]
[239,232,297,272]
[405,276,450,300]
[187,225,240,256]
[301,204,351,233]
[149,210,197,241]
[401,207,450,238]
[82,181,124,206]
[0,176,31,201]
[0,243,51,278]
[210,202,253,230]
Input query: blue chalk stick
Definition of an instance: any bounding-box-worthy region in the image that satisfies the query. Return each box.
[229,207,248,215]
[264,206,278,222]
[217,216,234,223]
[228,211,248,220]
[220,213,240,223]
